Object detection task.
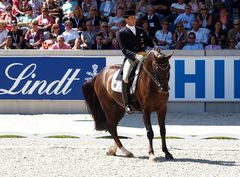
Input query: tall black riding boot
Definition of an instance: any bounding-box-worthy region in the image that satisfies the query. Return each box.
[122,81,133,115]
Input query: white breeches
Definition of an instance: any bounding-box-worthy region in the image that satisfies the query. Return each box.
[122,58,136,83]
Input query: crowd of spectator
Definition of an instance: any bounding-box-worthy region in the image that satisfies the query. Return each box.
[0,0,239,50]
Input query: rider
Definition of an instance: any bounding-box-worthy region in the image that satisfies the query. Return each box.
[118,9,153,115]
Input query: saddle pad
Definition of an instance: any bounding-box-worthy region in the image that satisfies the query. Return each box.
[111,62,142,94]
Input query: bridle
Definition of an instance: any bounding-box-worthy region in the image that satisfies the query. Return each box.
[141,59,170,93]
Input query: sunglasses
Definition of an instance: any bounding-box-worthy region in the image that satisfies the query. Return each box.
[189,37,195,39]
[233,23,239,25]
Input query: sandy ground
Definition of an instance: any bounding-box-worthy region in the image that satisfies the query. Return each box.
[0,113,239,177]
[0,139,239,177]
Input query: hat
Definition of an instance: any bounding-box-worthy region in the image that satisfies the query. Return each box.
[123,9,136,18]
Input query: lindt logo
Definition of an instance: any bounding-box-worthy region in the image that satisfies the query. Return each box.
[0,63,81,95]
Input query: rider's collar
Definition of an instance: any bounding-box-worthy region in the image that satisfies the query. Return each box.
[126,24,136,35]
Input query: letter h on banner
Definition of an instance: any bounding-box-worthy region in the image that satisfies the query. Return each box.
[175,60,205,98]
[235,60,240,98]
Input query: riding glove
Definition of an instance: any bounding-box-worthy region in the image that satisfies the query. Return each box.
[135,54,144,63]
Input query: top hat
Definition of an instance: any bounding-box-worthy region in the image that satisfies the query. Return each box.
[123,9,136,18]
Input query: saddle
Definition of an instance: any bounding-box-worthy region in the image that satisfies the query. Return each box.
[111,61,142,94]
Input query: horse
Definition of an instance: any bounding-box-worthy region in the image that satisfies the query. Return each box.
[82,48,173,161]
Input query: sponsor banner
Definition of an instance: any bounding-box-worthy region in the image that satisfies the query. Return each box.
[0,56,239,101]
[169,56,240,101]
[0,57,106,100]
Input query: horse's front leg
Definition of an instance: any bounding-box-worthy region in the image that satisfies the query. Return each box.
[157,110,173,160]
[143,110,156,161]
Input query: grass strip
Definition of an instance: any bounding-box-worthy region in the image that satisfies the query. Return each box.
[45,135,80,139]
[0,135,26,138]
[203,136,238,140]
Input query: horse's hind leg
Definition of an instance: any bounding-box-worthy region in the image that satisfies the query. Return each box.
[157,110,173,160]
[143,110,157,161]
[100,100,133,157]
[106,124,133,157]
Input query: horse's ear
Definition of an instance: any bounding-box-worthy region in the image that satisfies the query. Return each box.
[165,51,174,60]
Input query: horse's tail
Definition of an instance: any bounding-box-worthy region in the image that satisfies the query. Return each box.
[82,77,107,131]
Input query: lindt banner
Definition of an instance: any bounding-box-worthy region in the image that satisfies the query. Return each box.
[0,57,106,100]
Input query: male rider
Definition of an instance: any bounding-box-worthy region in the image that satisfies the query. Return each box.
[118,9,153,115]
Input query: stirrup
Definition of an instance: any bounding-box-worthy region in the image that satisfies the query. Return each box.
[125,105,133,115]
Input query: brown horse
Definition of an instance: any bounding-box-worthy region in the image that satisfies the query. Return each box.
[82,48,173,161]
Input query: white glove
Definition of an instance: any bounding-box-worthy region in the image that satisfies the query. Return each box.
[135,54,144,63]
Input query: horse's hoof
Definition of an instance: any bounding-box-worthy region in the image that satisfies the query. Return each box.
[106,146,117,156]
[165,153,174,160]
[149,155,157,162]
[126,152,134,158]
[106,151,116,156]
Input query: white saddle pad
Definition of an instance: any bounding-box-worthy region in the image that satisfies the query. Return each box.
[111,62,142,94]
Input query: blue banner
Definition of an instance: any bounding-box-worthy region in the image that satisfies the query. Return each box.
[0,57,106,100]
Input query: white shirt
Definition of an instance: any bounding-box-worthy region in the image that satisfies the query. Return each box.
[0,30,8,44]
[62,29,79,42]
[126,24,136,35]
[189,28,210,44]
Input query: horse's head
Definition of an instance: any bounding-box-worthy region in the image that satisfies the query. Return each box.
[144,47,173,93]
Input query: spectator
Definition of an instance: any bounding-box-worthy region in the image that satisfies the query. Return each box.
[81,0,98,18]
[215,5,231,31]
[227,38,236,49]
[49,23,61,41]
[135,0,148,19]
[28,0,42,18]
[63,6,85,32]
[18,0,29,16]
[35,7,55,33]
[1,5,18,31]
[0,0,11,14]
[155,21,172,49]
[110,37,120,49]
[3,35,14,49]
[81,20,97,49]
[210,20,227,49]
[205,34,221,50]
[39,39,54,50]
[51,35,72,49]
[227,19,240,44]
[87,6,102,30]
[108,6,124,28]
[12,0,25,16]
[62,0,78,16]
[167,0,186,23]
[172,22,188,49]
[0,20,8,48]
[183,32,204,49]
[91,34,109,49]
[62,20,79,46]
[72,36,86,49]
[143,5,160,38]
[196,5,213,30]
[150,0,172,22]
[7,20,24,49]
[189,19,209,45]
[188,0,202,15]
[44,0,63,20]
[99,0,115,18]
[99,21,113,47]
[235,40,240,49]
[174,4,195,31]
[18,5,35,30]
[24,19,44,49]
